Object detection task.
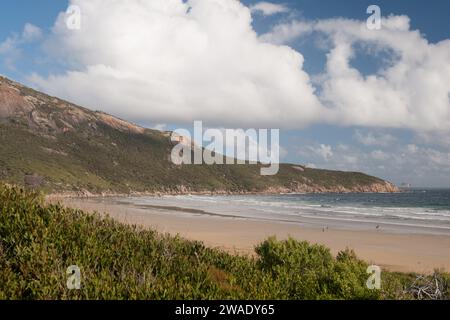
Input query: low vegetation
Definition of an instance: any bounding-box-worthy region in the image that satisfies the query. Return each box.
[1,185,448,300]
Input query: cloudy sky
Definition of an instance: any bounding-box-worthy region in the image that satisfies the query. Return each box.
[1,0,450,187]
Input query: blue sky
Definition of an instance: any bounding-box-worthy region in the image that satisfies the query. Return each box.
[1,0,450,187]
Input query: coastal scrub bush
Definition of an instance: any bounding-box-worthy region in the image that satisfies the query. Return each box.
[255,237,379,299]
[0,184,445,300]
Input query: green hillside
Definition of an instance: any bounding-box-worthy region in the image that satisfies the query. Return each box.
[0,76,398,195]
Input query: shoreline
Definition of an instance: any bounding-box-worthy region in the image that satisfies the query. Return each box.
[48,189,403,198]
[58,197,450,274]
[45,182,400,200]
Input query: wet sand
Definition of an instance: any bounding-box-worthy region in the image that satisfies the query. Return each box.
[59,197,450,274]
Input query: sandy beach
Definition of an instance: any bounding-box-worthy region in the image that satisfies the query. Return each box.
[59,197,450,274]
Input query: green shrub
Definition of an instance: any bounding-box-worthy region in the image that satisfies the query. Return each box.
[0,185,444,300]
[255,237,378,299]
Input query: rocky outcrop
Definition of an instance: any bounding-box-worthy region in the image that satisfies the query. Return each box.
[260,181,398,194]
[97,112,145,134]
[50,181,399,199]
[0,82,34,118]
[0,76,146,136]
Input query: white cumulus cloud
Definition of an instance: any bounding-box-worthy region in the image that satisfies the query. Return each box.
[249,2,289,16]
[0,23,42,69]
[21,1,450,134]
[21,23,43,42]
[304,144,333,161]
[261,16,450,132]
[259,21,312,44]
[354,130,396,146]
[30,0,323,129]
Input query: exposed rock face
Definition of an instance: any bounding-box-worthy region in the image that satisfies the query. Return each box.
[260,181,399,194]
[66,182,399,197]
[0,83,35,118]
[97,113,145,134]
[0,76,145,135]
[24,175,44,188]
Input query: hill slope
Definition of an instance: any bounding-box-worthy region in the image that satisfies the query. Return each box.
[0,76,398,195]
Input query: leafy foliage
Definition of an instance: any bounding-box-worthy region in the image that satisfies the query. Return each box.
[1,185,443,300]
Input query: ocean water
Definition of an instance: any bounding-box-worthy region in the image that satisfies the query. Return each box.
[116,189,450,235]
